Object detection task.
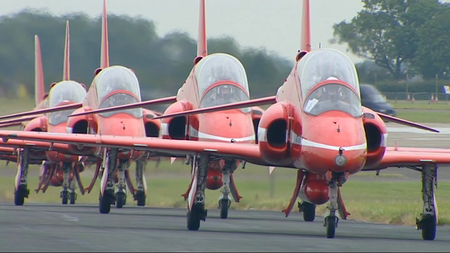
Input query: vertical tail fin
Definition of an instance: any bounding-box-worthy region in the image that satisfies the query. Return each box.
[100,0,110,69]
[300,0,311,52]
[195,0,207,63]
[63,20,70,81]
[34,35,45,106]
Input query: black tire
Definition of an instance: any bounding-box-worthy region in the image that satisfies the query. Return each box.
[421,215,436,240]
[116,192,125,209]
[14,185,27,206]
[187,204,202,231]
[69,192,76,205]
[99,193,111,214]
[302,202,316,222]
[61,190,68,205]
[326,216,336,238]
[219,199,229,219]
[136,192,146,206]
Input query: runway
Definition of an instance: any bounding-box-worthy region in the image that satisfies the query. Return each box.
[0,203,449,252]
[1,124,450,252]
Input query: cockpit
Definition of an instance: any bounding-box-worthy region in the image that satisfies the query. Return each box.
[94,66,142,118]
[47,81,86,125]
[195,53,251,113]
[298,49,362,117]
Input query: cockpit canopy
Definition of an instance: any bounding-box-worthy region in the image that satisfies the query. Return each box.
[297,48,360,98]
[47,81,86,125]
[298,49,362,117]
[194,53,250,112]
[48,81,86,108]
[94,66,142,118]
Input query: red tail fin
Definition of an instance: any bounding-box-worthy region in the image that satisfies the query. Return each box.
[100,0,109,69]
[196,0,207,61]
[63,20,70,81]
[34,35,45,106]
[300,0,311,52]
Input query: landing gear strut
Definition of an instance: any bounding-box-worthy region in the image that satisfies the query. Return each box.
[323,172,346,238]
[133,159,146,206]
[186,154,208,231]
[115,160,128,209]
[416,163,438,240]
[14,148,30,206]
[218,159,237,219]
[99,148,118,214]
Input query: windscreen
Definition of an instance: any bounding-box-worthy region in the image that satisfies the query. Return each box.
[195,54,250,112]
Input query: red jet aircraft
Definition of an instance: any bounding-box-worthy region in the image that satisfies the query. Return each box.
[0,22,89,206]
[0,0,448,241]
[69,0,269,228]
[0,0,174,211]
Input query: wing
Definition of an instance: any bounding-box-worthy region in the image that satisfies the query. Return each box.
[374,110,439,133]
[69,96,177,117]
[0,130,267,166]
[364,146,450,171]
[0,103,82,121]
[0,115,44,126]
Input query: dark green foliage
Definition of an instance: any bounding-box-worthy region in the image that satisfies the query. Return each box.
[0,9,291,99]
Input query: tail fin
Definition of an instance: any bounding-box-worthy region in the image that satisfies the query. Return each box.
[194,0,207,64]
[300,0,311,52]
[34,35,45,106]
[100,0,109,69]
[63,20,70,81]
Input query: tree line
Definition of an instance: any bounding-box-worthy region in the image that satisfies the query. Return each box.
[0,9,293,100]
[1,1,449,101]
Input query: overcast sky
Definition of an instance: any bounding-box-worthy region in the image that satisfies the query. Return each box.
[2,0,448,63]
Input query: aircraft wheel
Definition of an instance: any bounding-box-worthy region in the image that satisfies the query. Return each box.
[325,216,336,238]
[219,199,230,219]
[135,191,146,206]
[99,191,112,214]
[302,202,316,222]
[187,204,203,231]
[61,190,69,205]
[14,185,28,206]
[116,192,126,209]
[421,215,436,240]
[69,192,77,205]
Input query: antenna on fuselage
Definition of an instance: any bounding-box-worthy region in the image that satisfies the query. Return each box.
[194,0,207,65]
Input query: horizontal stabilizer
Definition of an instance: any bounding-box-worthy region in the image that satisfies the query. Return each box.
[377,112,439,133]
[70,96,177,117]
[0,103,82,121]
[155,96,277,119]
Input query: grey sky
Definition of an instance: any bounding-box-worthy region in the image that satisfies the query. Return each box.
[2,1,447,63]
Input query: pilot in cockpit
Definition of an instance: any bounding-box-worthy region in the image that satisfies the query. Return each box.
[217,85,231,100]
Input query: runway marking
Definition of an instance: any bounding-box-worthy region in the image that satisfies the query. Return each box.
[43,212,79,222]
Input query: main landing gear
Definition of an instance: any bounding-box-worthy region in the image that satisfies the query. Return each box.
[99,148,118,214]
[415,163,438,240]
[186,154,208,231]
[14,148,30,206]
[132,159,146,206]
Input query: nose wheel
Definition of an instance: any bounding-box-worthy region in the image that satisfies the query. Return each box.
[218,199,231,219]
